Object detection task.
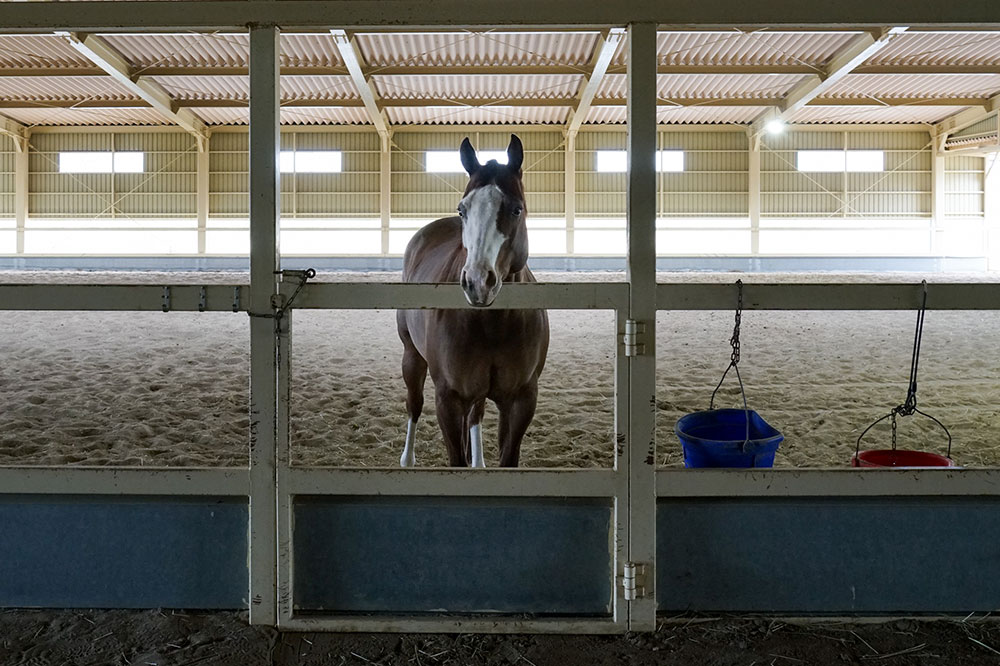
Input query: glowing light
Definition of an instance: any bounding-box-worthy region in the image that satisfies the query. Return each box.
[764,119,785,134]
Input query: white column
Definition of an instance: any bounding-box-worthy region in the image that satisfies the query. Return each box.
[932,147,946,255]
[986,153,999,271]
[625,21,657,633]
[748,136,760,257]
[197,139,209,255]
[380,132,391,255]
[14,135,28,254]
[248,24,280,627]
[564,131,576,255]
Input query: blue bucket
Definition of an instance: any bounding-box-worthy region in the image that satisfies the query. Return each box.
[675,409,783,468]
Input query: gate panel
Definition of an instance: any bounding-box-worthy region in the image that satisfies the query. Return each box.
[293,496,613,614]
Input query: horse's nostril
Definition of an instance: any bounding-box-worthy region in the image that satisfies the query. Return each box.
[460,270,469,289]
[486,271,498,289]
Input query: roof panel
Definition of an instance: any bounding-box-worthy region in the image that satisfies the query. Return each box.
[386,105,569,125]
[823,73,1000,99]
[788,105,969,124]
[189,106,372,125]
[152,74,357,101]
[101,33,250,69]
[864,31,1000,66]
[611,30,861,67]
[0,35,93,69]
[1,107,171,127]
[598,72,806,100]
[584,105,767,124]
[356,31,598,68]
[0,76,141,102]
[373,74,581,100]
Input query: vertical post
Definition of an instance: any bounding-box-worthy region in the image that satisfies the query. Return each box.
[380,132,391,255]
[14,135,28,255]
[986,153,998,271]
[248,23,280,627]
[197,138,209,255]
[748,134,760,257]
[932,140,946,255]
[625,21,657,632]
[564,131,576,255]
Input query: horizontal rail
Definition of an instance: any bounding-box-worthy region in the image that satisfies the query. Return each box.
[285,467,623,497]
[279,615,621,634]
[290,281,630,310]
[657,468,1000,497]
[656,282,1000,310]
[0,466,249,496]
[0,284,248,311]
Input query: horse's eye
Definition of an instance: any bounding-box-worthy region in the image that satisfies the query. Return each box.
[512,206,523,217]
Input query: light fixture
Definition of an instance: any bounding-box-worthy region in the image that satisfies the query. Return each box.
[764,119,785,135]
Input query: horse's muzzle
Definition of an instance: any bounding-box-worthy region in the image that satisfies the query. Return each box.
[461,267,500,307]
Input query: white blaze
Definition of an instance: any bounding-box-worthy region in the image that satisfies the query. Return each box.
[461,185,507,274]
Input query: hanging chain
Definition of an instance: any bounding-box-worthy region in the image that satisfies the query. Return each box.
[729,279,743,366]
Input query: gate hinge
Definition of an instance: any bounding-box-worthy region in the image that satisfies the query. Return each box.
[622,561,647,600]
[623,319,646,357]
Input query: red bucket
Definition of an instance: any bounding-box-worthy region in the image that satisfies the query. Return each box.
[852,449,955,468]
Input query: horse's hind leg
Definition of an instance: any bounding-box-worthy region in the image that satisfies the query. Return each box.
[497,378,538,468]
[399,335,428,467]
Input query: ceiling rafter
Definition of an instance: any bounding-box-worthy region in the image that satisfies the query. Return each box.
[750,26,908,141]
[0,113,28,152]
[933,90,1000,148]
[330,28,390,143]
[59,32,210,149]
[566,27,625,135]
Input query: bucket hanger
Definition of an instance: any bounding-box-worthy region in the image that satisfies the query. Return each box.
[710,279,751,448]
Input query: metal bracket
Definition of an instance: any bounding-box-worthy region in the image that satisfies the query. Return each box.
[271,293,287,310]
[232,286,241,313]
[161,286,171,312]
[622,561,647,600]
[198,286,207,312]
[623,319,646,357]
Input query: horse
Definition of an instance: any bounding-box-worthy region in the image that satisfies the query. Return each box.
[396,134,549,468]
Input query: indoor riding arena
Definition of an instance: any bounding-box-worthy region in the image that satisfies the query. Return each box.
[2,3,1000,664]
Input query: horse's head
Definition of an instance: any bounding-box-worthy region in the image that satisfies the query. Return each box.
[456,134,527,307]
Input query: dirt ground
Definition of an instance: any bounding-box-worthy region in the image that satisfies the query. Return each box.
[3,610,1000,666]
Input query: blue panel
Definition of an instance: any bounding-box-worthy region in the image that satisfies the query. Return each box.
[657,497,1000,613]
[0,496,247,609]
[294,496,613,614]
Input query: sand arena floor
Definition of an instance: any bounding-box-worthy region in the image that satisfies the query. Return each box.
[0,270,998,469]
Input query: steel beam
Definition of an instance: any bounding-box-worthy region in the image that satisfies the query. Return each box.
[567,28,625,135]
[934,92,1000,138]
[2,1,1000,32]
[0,467,248,496]
[751,27,907,135]
[61,32,209,148]
[330,29,390,137]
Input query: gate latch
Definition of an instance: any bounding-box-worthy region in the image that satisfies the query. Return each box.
[622,561,647,600]
[623,319,646,357]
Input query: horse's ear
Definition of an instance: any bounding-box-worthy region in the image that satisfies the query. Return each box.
[459,137,480,175]
[506,134,524,173]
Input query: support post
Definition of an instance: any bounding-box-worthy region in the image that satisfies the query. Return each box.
[197,139,209,255]
[564,131,576,255]
[748,134,760,256]
[625,21,657,632]
[14,134,28,254]
[932,143,946,255]
[248,23,280,627]
[380,132,391,255]
[986,154,998,270]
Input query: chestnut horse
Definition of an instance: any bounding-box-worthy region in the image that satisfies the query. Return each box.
[396,135,549,467]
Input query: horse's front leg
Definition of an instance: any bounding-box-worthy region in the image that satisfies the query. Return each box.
[435,387,471,467]
[466,399,487,468]
[497,378,538,468]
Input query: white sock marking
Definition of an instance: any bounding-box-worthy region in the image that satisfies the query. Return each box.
[470,423,485,468]
[400,419,416,467]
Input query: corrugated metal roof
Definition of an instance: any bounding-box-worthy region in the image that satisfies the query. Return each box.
[0,35,93,68]
[191,106,372,126]
[102,33,250,69]
[152,75,358,101]
[864,31,1000,66]
[611,30,861,67]
[373,74,582,100]
[788,105,969,124]
[0,76,141,102]
[357,31,598,68]
[387,106,569,125]
[598,73,806,100]
[824,73,1000,99]
[1,106,172,126]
